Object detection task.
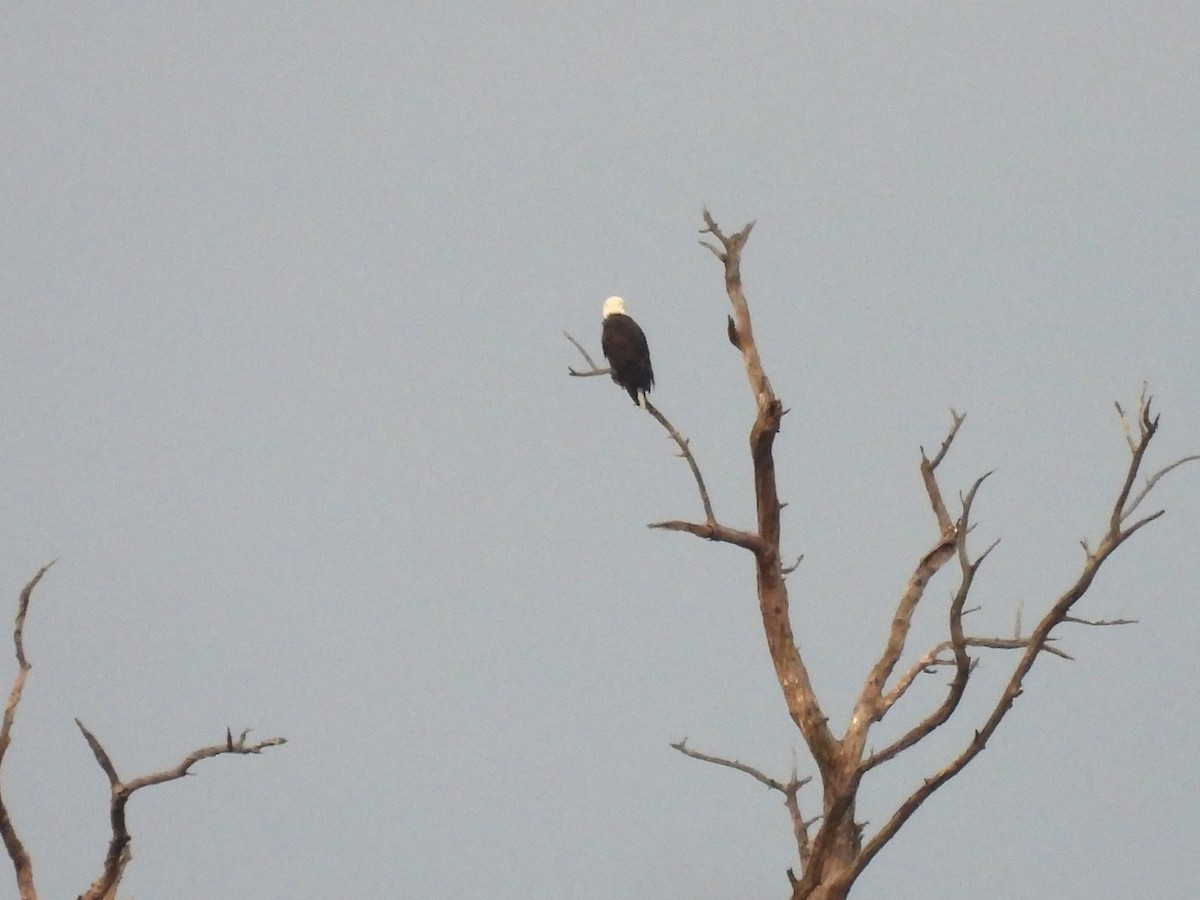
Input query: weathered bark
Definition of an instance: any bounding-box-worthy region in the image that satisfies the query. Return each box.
[569,214,1195,897]
[0,566,284,900]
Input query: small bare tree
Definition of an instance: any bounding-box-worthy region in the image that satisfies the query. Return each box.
[0,562,285,900]
[567,212,1197,899]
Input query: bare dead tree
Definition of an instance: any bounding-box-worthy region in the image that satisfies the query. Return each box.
[0,565,285,900]
[566,211,1198,899]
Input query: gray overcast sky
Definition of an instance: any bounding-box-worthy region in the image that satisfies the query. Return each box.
[2,4,1198,898]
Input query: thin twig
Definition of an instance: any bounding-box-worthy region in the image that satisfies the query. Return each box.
[671,738,792,790]
[1110,391,1158,536]
[922,410,966,471]
[563,331,610,377]
[1122,455,1200,522]
[75,720,119,787]
[1061,615,1137,627]
[877,632,1073,718]
[671,739,813,867]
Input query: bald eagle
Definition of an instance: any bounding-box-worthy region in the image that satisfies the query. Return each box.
[601,296,654,409]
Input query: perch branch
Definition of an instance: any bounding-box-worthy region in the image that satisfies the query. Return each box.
[645,400,717,526]
[563,331,609,377]
[566,330,759,548]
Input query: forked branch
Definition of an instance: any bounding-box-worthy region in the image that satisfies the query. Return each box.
[565,330,760,552]
[849,392,1198,884]
[563,331,610,378]
[862,483,1001,772]
[76,723,286,900]
[846,414,968,755]
[700,213,836,769]
[0,564,284,900]
[879,630,1080,719]
[672,738,816,869]
[568,217,1197,900]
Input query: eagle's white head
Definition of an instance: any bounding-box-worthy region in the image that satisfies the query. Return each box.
[602,296,627,318]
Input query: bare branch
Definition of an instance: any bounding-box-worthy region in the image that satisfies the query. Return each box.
[699,209,756,262]
[1114,399,1135,452]
[1122,508,1166,538]
[77,726,286,900]
[877,632,1073,719]
[566,366,611,378]
[0,564,54,900]
[642,397,763,552]
[877,644,953,713]
[648,519,762,552]
[701,210,768,406]
[1110,395,1156,535]
[1062,615,1137,627]
[0,562,286,900]
[75,720,119,787]
[12,562,54,674]
[848,419,973,746]
[120,732,287,794]
[702,212,869,896]
[566,331,742,536]
[1123,455,1200,522]
[850,391,1186,885]
[671,738,793,792]
[706,213,837,760]
[861,525,998,771]
[922,410,966,471]
[563,331,609,376]
[644,400,717,526]
[671,739,813,868]
[967,635,1073,660]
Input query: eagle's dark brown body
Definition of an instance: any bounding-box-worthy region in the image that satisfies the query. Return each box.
[601,298,654,408]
